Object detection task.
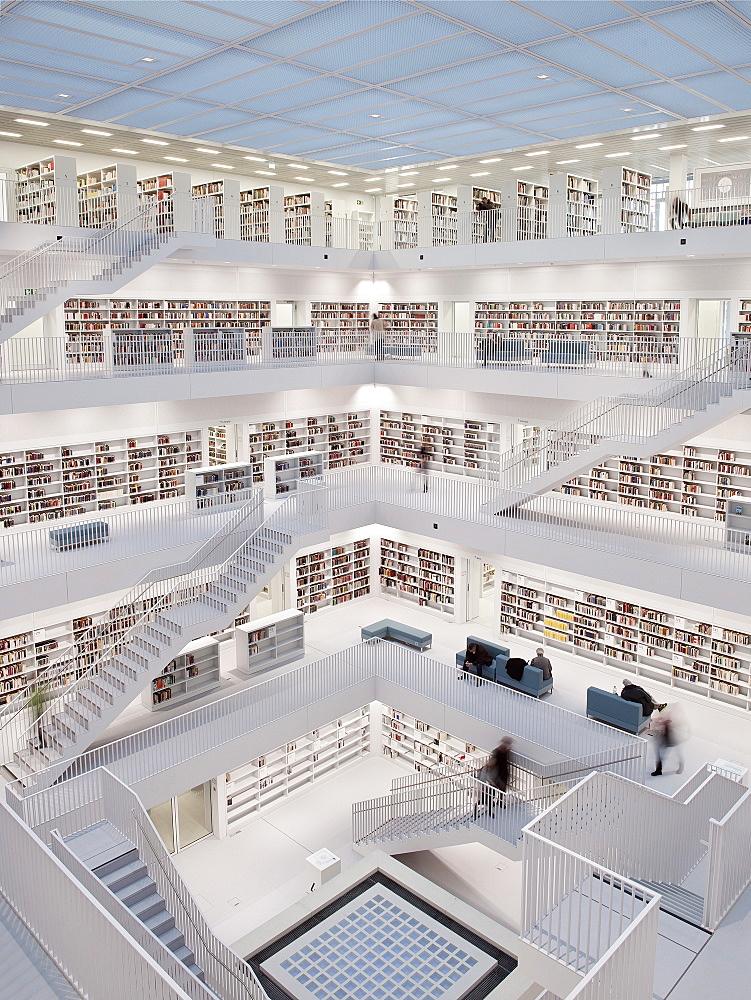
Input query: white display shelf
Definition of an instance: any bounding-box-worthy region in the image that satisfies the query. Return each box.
[240,185,284,242]
[0,429,202,527]
[263,450,323,498]
[144,635,220,710]
[381,707,484,772]
[549,172,599,238]
[500,568,751,711]
[137,171,191,234]
[391,196,418,249]
[500,179,548,241]
[380,537,456,616]
[295,537,370,614]
[284,191,325,246]
[558,444,751,522]
[310,302,370,353]
[192,178,240,240]
[247,411,369,484]
[473,298,680,364]
[235,609,305,677]
[77,163,137,229]
[602,166,651,233]
[15,155,77,226]
[376,302,438,355]
[222,706,370,835]
[379,409,501,479]
[418,191,457,246]
[207,424,231,466]
[187,462,254,503]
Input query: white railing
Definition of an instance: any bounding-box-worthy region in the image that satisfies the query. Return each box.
[0,331,728,385]
[531,768,745,887]
[655,185,751,232]
[704,786,751,929]
[0,796,193,1000]
[11,769,267,1000]
[20,639,645,794]
[495,341,751,497]
[522,827,660,990]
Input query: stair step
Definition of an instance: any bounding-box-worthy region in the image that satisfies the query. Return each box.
[90,847,139,879]
[172,944,197,968]
[100,858,148,893]
[130,891,167,922]
[116,875,158,908]
[159,925,186,954]
[63,700,98,730]
[144,907,176,938]
[188,964,205,982]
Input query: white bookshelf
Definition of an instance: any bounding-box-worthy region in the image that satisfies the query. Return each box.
[602,166,651,233]
[379,409,501,479]
[310,301,370,353]
[0,429,201,527]
[295,537,371,614]
[558,444,751,522]
[187,462,254,503]
[473,298,680,365]
[143,635,220,711]
[235,610,305,677]
[377,301,438,355]
[192,178,240,240]
[418,191,457,246]
[247,410,369,484]
[500,178,548,240]
[737,300,751,334]
[381,707,483,772]
[137,171,191,234]
[284,191,325,246]
[15,155,77,226]
[391,196,418,249]
[240,185,283,242]
[207,424,232,466]
[548,172,599,238]
[499,568,751,711]
[380,537,456,616]
[77,163,138,229]
[221,706,370,835]
[263,450,324,498]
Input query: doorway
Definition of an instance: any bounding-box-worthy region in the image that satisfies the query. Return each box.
[465,559,495,627]
[147,782,212,854]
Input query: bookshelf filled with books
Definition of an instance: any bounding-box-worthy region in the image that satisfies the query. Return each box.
[379,410,501,479]
[235,609,305,677]
[77,162,138,228]
[381,707,484,772]
[376,302,438,355]
[310,301,370,352]
[143,635,220,711]
[380,537,456,616]
[294,537,371,614]
[15,155,77,225]
[246,411,369,483]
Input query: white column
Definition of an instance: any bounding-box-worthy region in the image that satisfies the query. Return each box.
[669,153,688,195]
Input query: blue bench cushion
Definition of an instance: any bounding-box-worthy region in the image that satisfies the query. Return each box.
[586,686,650,734]
[497,661,553,698]
[362,620,432,649]
[49,521,109,549]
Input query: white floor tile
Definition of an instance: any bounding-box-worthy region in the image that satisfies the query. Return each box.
[652,936,697,1000]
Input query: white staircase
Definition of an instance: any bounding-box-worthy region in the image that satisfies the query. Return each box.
[0,205,182,343]
[0,483,327,785]
[493,343,751,508]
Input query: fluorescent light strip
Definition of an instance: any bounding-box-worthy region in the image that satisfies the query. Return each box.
[556,159,580,164]
[576,142,601,148]
[525,150,549,157]
[112,148,137,154]
[0,131,21,137]
[82,129,112,136]
[53,139,82,146]
[365,188,381,192]
[631,133,660,140]
[196,148,219,154]
[717,135,749,142]
[164,156,188,162]
[212,163,233,169]
[511,165,533,171]
[605,151,631,157]
[255,170,275,175]
[332,182,348,187]
[437,165,457,170]
[294,176,312,181]
[692,124,724,131]
[364,177,380,182]
[328,170,347,176]
[15,118,47,126]
[659,144,687,150]
[470,172,490,176]
[400,171,419,176]
[141,138,168,146]
[479,158,502,164]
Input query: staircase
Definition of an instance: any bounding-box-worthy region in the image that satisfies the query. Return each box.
[64,820,204,981]
[493,343,751,507]
[0,205,182,343]
[1,483,327,787]
[637,879,706,927]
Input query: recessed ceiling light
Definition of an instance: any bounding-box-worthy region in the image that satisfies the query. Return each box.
[431,177,445,182]
[400,171,419,176]
[294,164,309,169]
[243,155,265,162]
[659,144,687,150]
[605,151,631,157]
[364,177,380,182]
[631,133,660,140]
[365,187,381,192]
[212,163,233,169]
[53,139,82,146]
[396,183,413,188]
[332,182,348,187]
[112,148,137,154]
[294,176,312,181]
[717,135,749,142]
[256,169,275,175]
[141,138,168,146]
[622,107,634,111]
[511,165,533,171]
[328,170,347,176]
[369,114,381,118]
[164,156,188,162]
[525,150,549,157]
[556,159,580,164]
[469,172,490,176]
[195,148,219,154]
[0,131,21,137]
[576,142,602,148]
[437,165,457,170]
[384,167,400,173]
[82,129,112,136]
[479,158,502,164]
[535,74,549,79]
[56,93,70,98]
[692,124,724,131]
[15,118,47,126]
[139,56,156,62]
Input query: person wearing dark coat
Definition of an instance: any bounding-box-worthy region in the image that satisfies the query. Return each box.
[529,647,553,680]
[474,737,513,818]
[620,679,666,718]
[463,641,493,683]
[504,657,527,682]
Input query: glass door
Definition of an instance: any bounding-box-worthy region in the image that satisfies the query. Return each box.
[147,781,212,853]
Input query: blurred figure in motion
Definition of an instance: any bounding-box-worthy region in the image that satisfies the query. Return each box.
[651,708,684,776]
[419,444,431,492]
[475,737,513,818]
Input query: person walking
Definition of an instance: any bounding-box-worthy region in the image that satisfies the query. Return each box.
[370,311,385,361]
[620,679,667,719]
[529,647,553,681]
[651,711,683,776]
[419,443,431,493]
[491,737,513,807]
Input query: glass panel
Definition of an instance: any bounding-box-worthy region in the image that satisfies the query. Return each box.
[148,800,175,854]
[176,782,212,850]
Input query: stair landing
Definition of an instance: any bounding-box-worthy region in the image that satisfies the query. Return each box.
[64,820,133,872]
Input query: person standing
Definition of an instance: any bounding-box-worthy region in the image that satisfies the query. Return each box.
[419,443,431,492]
[529,647,553,681]
[476,196,494,243]
[651,711,683,776]
[370,312,385,361]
